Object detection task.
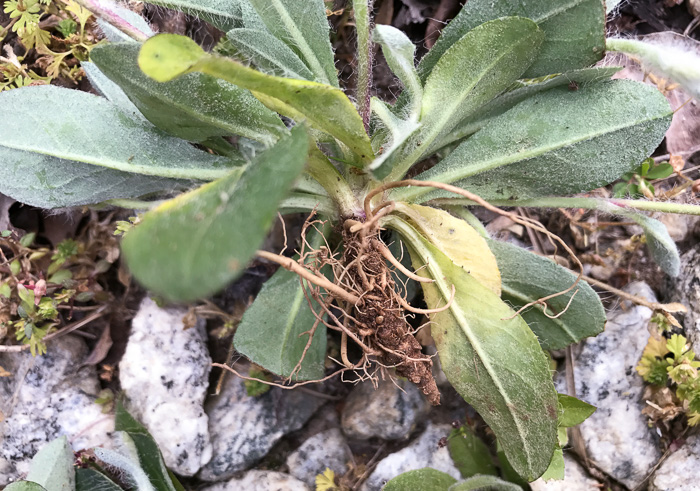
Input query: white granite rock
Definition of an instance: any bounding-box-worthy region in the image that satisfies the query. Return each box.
[286,428,351,486]
[199,371,325,482]
[341,377,429,441]
[119,297,212,477]
[200,470,310,491]
[650,435,700,491]
[668,248,700,353]
[0,335,114,485]
[573,282,662,489]
[530,454,600,490]
[361,423,461,491]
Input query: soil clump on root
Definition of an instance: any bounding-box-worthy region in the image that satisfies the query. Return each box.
[338,222,440,405]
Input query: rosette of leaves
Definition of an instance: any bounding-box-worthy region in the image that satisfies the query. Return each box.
[0,0,684,482]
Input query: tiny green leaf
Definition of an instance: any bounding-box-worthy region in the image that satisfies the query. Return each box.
[538,447,565,482]
[384,468,458,491]
[122,126,309,302]
[557,394,596,427]
[448,427,498,478]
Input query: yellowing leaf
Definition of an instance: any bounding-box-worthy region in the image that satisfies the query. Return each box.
[393,202,501,295]
[643,335,670,359]
[315,468,338,491]
[0,365,10,377]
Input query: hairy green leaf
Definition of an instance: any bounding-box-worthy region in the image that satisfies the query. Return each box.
[138,34,373,165]
[557,394,596,427]
[0,85,241,180]
[144,0,259,31]
[448,427,498,479]
[387,216,558,481]
[0,147,186,208]
[374,24,421,116]
[400,80,672,203]
[24,437,74,491]
[226,28,314,80]
[234,228,328,380]
[91,42,285,145]
[122,126,308,302]
[419,0,605,81]
[75,469,123,491]
[246,0,338,86]
[539,447,565,482]
[620,210,681,277]
[449,475,523,491]
[82,61,143,117]
[442,66,621,147]
[379,17,543,180]
[486,239,605,350]
[384,468,458,491]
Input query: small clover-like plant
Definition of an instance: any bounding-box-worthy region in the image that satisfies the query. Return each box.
[1,0,100,90]
[0,0,698,482]
[638,333,700,426]
[613,157,674,199]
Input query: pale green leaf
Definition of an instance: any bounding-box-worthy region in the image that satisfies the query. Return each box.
[122,126,308,302]
[419,0,605,81]
[486,239,605,350]
[91,42,285,145]
[557,394,596,427]
[4,483,47,491]
[374,24,421,116]
[144,0,259,31]
[96,3,154,43]
[448,427,498,478]
[442,67,621,148]
[0,147,186,208]
[234,228,328,380]
[622,211,680,277]
[387,216,558,481]
[384,468,458,491]
[448,475,523,491]
[25,436,75,491]
[0,85,242,180]
[538,447,565,482]
[138,34,373,165]
[226,28,314,80]
[247,0,338,86]
[400,80,672,203]
[379,17,543,180]
[82,61,143,117]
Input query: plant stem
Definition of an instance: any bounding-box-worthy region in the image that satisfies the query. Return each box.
[353,0,374,132]
[306,147,362,216]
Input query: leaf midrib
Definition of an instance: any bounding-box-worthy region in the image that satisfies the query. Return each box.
[266,0,330,85]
